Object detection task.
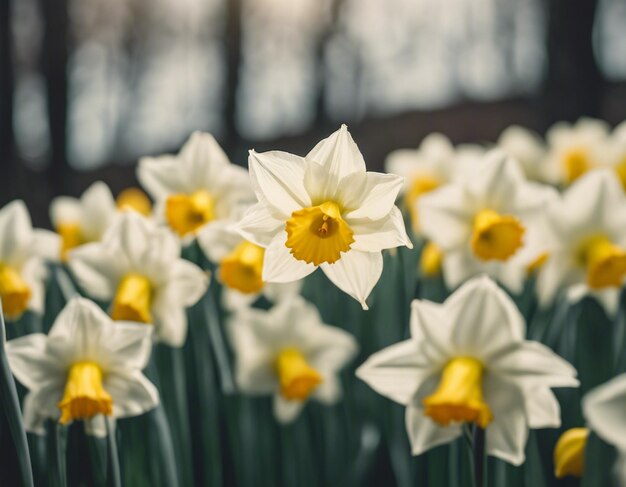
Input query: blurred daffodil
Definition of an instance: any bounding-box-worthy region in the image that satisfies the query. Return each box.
[0,201,59,320]
[543,118,611,186]
[536,170,626,315]
[554,427,589,478]
[68,212,209,347]
[357,276,578,465]
[228,297,357,423]
[197,218,301,310]
[236,125,412,309]
[497,125,548,183]
[583,373,626,485]
[137,131,253,248]
[6,297,158,436]
[419,150,556,293]
[116,187,153,217]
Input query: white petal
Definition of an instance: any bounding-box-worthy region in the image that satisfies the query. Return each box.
[102,321,154,371]
[151,298,188,347]
[583,373,626,451]
[50,196,81,227]
[68,243,120,300]
[273,394,305,424]
[197,220,243,263]
[350,207,412,252]
[235,202,284,248]
[31,229,61,262]
[106,370,159,418]
[160,259,208,307]
[0,200,33,264]
[104,213,151,268]
[79,181,117,241]
[22,385,63,435]
[20,257,48,314]
[444,276,526,360]
[321,251,383,310]
[84,416,108,438]
[524,386,561,429]
[356,339,431,405]
[405,405,462,456]
[248,150,310,217]
[419,186,473,251]
[341,171,404,220]
[313,375,342,405]
[5,334,64,390]
[489,341,579,389]
[484,375,528,466]
[536,254,570,308]
[179,132,230,189]
[137,154,187,200]
[410,299,452,362]
[262,231,316,283]
[306,124,366,180]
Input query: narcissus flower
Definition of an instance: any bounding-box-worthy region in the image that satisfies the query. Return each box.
[68,212,209,347]
[137,131,253,248]
[554,427,589,478]
[536,170,626,315]
[236,125,412,309]
[6,297,159,436]
[497,125,547,183]
[419,150,556,293]
[0,200,59,320]
[356,276,578,465]
[385,134,483,235]
[543,118,611,186]
[583,374,626,485]
[198,219,301,310]
[228,297,357,423]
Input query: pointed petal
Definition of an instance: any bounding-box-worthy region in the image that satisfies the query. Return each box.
[341,171,404,221]
[405,405,462,456]
[306,124,366,180]
[68,243,121,300]
[137,154,187,200]
[106,370,159,418]
[0,200,33,264]
[273,394,305,424]
[583,373,626,451]
[5,334,63,390]
[321,250,383,310]
[262,232,316,283]
[350,207,412,252]
[524,386,561,429]
[235,202,284,248]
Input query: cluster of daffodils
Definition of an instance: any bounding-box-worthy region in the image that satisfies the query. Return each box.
[3,119,626,486]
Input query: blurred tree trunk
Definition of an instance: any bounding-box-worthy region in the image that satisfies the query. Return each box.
[0,0,16,196]
[224,0,242,151]
[544,0,603,127]
[40,0,69,195]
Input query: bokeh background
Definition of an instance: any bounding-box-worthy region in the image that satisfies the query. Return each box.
[1,0,626,225]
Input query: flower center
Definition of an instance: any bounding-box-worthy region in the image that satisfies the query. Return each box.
[275,348,323,401]
[219,241,265,294]
[562,148,592,184]
[470,209,525,261]
[58,361,113,424]
[0,263,31,320]
[165,190,215,236]
[57,222,84,261]
[423,356,493,428]
[405,175,441,232]
[116,188,152,217]
[554,427,589,479]
[111,274,153,323]
[420,241,443,277]
[285,201,354,266]
[576,235,626,289]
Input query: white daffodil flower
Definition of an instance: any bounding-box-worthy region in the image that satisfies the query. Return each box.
[6,297,159,437]
[50,182,153,262]
[607,120,626,192]
[497,125,548,183]
[536,170,626,315]
[583,374,626,485]
[137,131,254,249]
[357,275,579,465]
[0,200,59,320]
[228,296,358,423]
[197,219,301,311]
[236,125,413,309]
[419,150,557,293]
[385,133,481,235]
[68,212,209,347]
[543,118,611,186]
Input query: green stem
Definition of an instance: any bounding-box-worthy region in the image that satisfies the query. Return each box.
[47,421,67,487]
[105,419,121,487]
[471,426,486,487]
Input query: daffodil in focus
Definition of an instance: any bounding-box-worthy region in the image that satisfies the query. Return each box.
[228,297,357,423]
[554,427,589,478]
[385,133,482,235]
[137,131,253,248]
[535,170,626,315]
[357,276,578,464]
[0,200,59,320]
[197,219,301,310]
[236,125,412,309]
[583,373,626,485]
[419,150,556,293]
[5,297,158,436]
[543,118,611,186]
[68,212,209,347]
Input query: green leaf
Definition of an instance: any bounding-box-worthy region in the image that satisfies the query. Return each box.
[581,433,618,487]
